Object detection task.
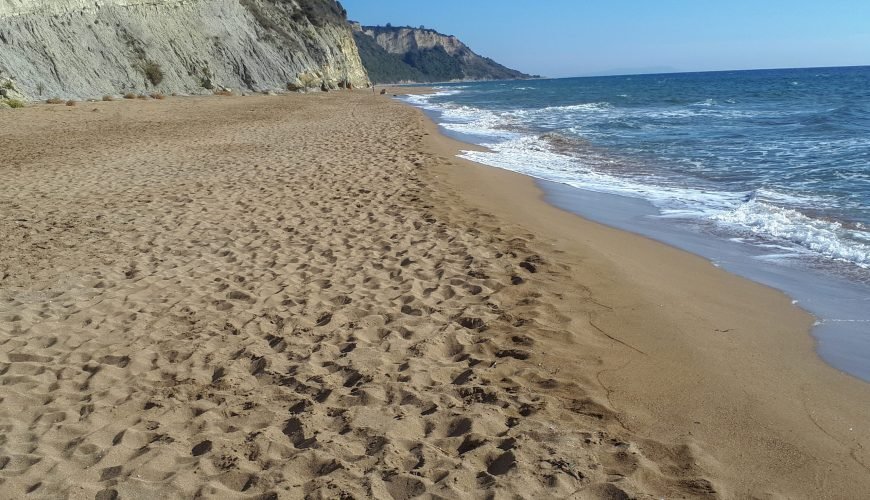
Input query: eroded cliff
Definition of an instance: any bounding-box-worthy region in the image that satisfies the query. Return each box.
[0,0,370,99]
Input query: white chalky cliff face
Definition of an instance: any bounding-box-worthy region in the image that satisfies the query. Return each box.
[360,27,467,57]
[0,0,370,99]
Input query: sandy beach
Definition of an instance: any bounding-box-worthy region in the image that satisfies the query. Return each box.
[1,91,869,499]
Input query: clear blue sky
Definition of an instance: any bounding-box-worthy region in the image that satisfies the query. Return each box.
[342,0,870,77]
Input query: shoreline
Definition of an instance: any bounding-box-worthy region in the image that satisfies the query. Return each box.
[401,82,870,383]
[1,92,868,498]
[406,97,870,496]
[534,178,870,382]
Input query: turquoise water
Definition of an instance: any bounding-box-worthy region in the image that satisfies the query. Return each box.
[403,66,870,381]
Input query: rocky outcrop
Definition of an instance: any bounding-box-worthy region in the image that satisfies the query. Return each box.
[0,0,370,100]
[0,75,27,107]
[353,24,533,84]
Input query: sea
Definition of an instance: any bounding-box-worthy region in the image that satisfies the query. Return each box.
[401,66,870,382]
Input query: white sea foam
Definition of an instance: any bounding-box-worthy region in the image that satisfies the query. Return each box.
[690,99,716,106]
[402,89,461,107]
[713,201,870,267]
[537,102,613,113]
[401,92,870,270]
[458,133,744,218]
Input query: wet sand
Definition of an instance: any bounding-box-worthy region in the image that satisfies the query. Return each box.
[0,91,868,498]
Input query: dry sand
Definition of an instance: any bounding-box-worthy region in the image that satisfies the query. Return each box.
[0,91,868,499]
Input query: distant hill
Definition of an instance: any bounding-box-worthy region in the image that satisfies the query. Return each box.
[351,23,534,84]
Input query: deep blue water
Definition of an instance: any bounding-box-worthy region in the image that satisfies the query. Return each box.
[402,66,870,381]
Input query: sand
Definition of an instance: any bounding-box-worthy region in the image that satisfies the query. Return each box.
[1,92,868,499]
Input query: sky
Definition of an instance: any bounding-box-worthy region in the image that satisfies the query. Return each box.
[341,0,870,77]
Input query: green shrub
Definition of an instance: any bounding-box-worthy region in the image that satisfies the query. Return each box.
[199,66,214,90]
[352,32,425,84]
[402,46,463,81]
[297,0,346,27]
[142,61,163,86]
[5,98,25,108]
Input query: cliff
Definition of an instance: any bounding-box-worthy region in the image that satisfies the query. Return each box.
[0,0,370,100]
[352,24,532,84]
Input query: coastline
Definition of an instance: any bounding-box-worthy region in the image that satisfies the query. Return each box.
[402,75,870,383]
[1,91,868,498]
[535,179,870,382]
[407,97,870,496]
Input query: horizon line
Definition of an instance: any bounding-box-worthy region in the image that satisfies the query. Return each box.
[547,63,870,80]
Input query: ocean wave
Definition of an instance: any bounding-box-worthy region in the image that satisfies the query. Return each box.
[713,200,870,267]
[400,86,870,271]
[420,96,766,136]
[797,104,870,131]
[457,134,741,217]
[689,98,717,107]
[460,134,870,268]
[536,103,761,123]
[752,188,840,209]
[499,103,614,127]
[436,104,517,138]
[401,89,461,107]
[539,102,613,113]
[537,132,594,152]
